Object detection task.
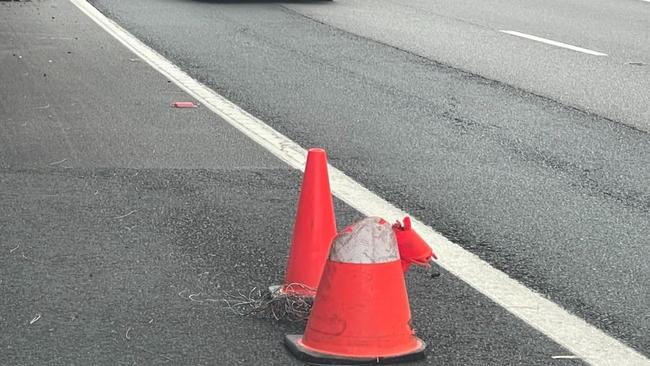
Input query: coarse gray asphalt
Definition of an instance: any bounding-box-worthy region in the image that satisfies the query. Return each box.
[0,1,588,365]
[84,0,650,357]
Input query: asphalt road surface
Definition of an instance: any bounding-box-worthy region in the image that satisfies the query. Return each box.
[1,0,648,364]
[285,0,650,131]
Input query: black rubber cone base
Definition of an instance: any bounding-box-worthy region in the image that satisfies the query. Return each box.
[284,334,426,365]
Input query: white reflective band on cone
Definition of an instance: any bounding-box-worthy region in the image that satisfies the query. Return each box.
[329,217,399,264]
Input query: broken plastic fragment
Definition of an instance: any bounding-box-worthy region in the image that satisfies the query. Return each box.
[393,216,437,272]
[172,101,196,108]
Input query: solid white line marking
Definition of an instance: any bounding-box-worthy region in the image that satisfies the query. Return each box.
[500,30,608,56]
[68,1,648,365]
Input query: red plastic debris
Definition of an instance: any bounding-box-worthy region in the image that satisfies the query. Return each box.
[393,216,437,272]
[172,101,196,108]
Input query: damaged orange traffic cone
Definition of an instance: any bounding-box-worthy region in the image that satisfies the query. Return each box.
[285,217,426,364]
[280,148,337,296]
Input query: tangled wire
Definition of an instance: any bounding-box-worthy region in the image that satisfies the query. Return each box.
[223,283,315,322]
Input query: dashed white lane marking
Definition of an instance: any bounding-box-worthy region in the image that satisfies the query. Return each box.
[500,30,608,56]
[69,0,648,365]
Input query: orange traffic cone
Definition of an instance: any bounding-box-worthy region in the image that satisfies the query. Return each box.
[285,217,426,364]
[280,148,337,296]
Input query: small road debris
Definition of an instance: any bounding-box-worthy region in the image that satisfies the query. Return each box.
[172,101,197,108]
[48,158,67,166]
[113,210,138,220]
